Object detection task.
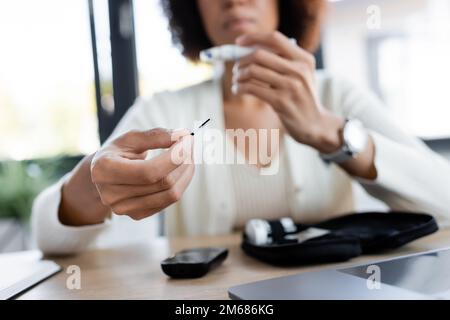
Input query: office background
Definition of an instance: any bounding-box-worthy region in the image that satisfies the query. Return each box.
[1,0,449,252]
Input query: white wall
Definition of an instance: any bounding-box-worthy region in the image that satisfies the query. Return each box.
[323,0,428,88]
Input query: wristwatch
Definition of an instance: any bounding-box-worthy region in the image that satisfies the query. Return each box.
[319,118,369,164]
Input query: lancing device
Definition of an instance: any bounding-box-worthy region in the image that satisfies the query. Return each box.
[200,39,297,63]
[190,118,211,136]
[200,45,254,62]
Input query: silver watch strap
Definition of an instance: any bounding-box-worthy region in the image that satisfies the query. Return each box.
[320,147,352,164]
[319,118,355,164]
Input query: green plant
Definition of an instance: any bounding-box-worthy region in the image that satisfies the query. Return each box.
[0,156,81,222]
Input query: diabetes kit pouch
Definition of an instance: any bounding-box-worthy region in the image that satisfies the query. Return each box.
[241,212,438,265]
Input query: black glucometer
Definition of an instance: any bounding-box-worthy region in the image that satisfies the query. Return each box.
[161,247,228,278]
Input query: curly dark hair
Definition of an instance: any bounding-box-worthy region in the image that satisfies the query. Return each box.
[161,0,327,61]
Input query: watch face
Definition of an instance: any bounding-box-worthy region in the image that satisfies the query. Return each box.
[343,120,369,154]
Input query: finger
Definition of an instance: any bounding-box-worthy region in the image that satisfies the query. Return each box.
[116,127,190,154]
[234,81,278,107]
[111,163,195,215]
[236,64,286,89]
[237,49,298,78]
[121,150,148,161]
[97,163,192,206]
[125,207,165,221]
[236,31,315,67]
[236,31,298,59]
[237,49,314,87]
[92,135,193,185]
[129,134,192,183]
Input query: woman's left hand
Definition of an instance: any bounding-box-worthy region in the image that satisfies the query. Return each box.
[233,31,344,154]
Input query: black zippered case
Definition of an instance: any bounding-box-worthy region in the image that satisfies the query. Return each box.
[241,211,439,265]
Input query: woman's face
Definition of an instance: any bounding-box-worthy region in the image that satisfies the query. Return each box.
[196,0,279,46]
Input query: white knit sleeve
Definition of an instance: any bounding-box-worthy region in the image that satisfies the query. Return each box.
[31,96,167,255]
[31,174,111,255]
[334,76,450,227]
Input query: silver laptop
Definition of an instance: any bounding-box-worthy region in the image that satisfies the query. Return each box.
[229,247,450,300]
[0,251,61,300]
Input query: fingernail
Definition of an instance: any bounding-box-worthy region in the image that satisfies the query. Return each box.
[231,83,238,95]
[232,63,239,74]
[236,35,245,44]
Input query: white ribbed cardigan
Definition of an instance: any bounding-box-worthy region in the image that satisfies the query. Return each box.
[31,71,450,254]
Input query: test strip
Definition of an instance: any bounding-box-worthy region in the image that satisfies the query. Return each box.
[191,118,211,136]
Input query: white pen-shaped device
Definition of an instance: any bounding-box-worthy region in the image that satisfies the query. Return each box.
[200,45,254,63]
[200,39,297,63]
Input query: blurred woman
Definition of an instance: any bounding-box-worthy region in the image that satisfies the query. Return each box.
[32,0,450,254]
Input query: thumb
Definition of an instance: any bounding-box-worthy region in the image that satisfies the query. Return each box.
[116,128,190,153]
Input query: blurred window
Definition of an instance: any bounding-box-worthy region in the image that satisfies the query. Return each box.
[0,0,101,160]
[324,0,450,139]
[2,0,449,163]
[133,0,212,97]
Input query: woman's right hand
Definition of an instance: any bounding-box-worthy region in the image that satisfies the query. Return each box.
[59,128,194,226]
